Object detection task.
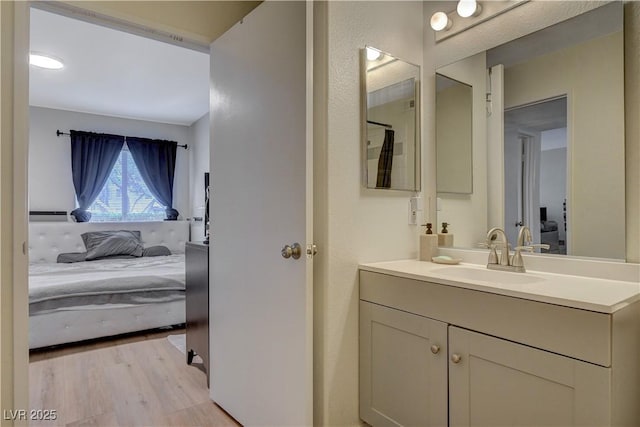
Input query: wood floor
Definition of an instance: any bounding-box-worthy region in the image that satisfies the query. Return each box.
[29,328,240,427]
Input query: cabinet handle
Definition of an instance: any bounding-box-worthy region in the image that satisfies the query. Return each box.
[451,353,462,364]
[430,345,440,354]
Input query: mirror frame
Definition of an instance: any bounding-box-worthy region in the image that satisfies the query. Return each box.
[361,46,421,192]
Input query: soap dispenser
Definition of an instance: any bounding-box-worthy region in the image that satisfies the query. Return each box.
[419,223,439,261]
[438,222,454,247]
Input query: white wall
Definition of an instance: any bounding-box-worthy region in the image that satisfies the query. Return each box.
[188,112,209,241]
[28,106,191,219]
[625,2,640,263]
[314,2,424,425]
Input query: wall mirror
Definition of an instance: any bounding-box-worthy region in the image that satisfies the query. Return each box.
[362,46,420,191]
[436,73,472,194]
[436,2,625,260]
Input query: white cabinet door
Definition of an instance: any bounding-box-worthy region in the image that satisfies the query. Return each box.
[360,301,448,427]
[449,326,611,427]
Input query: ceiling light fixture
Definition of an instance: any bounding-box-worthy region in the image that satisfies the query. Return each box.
[29,52,65,70]
[457,0,482,18]
[430,11,452,32]
[366,47,382,61]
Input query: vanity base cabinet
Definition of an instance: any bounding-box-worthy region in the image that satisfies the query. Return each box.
[359,270,640,427]
[448,326,611,427]
[360,301,448,427]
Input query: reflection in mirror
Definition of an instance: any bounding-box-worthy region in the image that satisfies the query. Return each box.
[504,97,567,254]
[436,73,472,194]
[362,46,420,191]
[435,2,625,260]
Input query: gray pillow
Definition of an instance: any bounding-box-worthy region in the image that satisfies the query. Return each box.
[57,252,137,263]
[142,245,172,257]
[57,252,88,263]
[81,230,143,260]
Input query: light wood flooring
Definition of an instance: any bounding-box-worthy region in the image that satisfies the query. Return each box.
[29,328,240,427]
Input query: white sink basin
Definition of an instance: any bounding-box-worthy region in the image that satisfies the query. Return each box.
[431,266,545,285]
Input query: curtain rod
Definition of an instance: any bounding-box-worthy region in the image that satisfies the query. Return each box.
[56,130,188,149]
[366,120,393,129]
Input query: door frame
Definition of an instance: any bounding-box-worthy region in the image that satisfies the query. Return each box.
[7,2,217,421]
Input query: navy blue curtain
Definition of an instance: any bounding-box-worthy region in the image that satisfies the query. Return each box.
[126,137,179,220]
[376,129,395,188]
[70,130,125,222]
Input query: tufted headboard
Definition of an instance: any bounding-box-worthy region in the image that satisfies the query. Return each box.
[29,221,189,264]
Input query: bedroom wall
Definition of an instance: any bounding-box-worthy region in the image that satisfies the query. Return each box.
[28,106,191,219]
[188,112,210,241]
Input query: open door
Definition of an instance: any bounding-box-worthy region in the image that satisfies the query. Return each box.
[209,2,313,425]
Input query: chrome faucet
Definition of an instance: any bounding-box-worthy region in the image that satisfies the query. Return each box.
[511,226,550,272]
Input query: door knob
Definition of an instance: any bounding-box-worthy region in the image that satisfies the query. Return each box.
[281,243,302,260]
[451,353,462,364]
[430,345,440,354]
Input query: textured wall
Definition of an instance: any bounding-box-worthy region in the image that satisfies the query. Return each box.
[315,2,424,425]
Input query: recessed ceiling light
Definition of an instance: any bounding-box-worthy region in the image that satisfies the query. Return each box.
[29,52,64,70]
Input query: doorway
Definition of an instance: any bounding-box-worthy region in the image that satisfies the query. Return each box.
[504,96,568,253]
[25,5,220,425]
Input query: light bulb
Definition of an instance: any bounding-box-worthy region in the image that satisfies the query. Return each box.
[430,12,452,32]
[457,0,481,18]
[366,47,382,61]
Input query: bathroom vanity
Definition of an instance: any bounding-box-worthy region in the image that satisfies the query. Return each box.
[359,260,640,427]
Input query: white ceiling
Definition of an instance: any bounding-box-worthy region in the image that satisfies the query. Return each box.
[29,8,210,126]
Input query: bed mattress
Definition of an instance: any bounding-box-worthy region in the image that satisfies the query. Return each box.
[29,254,186,349]
[29,254,185,315]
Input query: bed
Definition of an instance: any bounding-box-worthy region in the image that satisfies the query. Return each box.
[28,221,189,349]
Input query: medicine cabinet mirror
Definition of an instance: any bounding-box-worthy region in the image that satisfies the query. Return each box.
[436,73,473,194]
[361,46,420,191]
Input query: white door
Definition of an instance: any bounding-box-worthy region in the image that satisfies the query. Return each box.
[209,2,312,426]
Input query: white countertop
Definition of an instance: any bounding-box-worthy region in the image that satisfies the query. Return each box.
[359,259,640,314]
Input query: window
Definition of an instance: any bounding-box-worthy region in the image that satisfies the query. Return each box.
[88,147,166,221]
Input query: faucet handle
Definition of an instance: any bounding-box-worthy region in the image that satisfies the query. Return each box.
[477,242,499,265]
[512,246,534,267]
[530,243,551,251]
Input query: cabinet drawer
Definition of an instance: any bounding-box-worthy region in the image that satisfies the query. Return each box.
[360,270,611,366]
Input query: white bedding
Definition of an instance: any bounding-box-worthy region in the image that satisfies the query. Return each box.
[29,254,185,315]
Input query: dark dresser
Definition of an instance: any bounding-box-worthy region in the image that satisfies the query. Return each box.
[185,242,209,385]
